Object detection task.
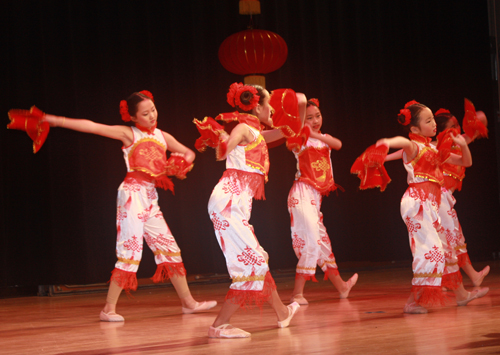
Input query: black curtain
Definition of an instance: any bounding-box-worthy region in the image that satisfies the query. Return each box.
[1,0,499,288]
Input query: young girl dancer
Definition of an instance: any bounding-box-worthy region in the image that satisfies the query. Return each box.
[434,107,489,286]
[356,100,488,313]
[383,105,490,289]
[287,99,357,305]
[37,91,216,321]
[194,83,303,338]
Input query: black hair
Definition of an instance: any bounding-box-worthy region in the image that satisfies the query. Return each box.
[435,111,455,136]
[306,100,319,109]
[397,103,428,133]
[126,92,153,117]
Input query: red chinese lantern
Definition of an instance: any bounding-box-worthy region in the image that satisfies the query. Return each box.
[218,29,288,87]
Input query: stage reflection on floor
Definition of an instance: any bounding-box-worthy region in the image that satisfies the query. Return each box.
[1,262,498,355]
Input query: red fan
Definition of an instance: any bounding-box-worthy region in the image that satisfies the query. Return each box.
[462,98,487,140]
[351,144,391,191]
[193,116,226,152]
[436,128,460,163]
[165,154,194,180]
[269,88,302,138]
[7,106,50,153]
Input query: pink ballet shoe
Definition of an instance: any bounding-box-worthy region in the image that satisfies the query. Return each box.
[182,300,217,314]
[208,324,251,338]
[339,273,358,299]
[457,287,489,307]
[403,302,428,314]
[278,302,300,328]
[100,310,125,322]
[290,294,309,305]
[472,266,490,287]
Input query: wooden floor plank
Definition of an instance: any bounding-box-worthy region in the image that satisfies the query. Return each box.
[1,262,498,355]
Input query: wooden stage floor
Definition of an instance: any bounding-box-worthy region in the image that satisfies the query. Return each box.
[1,261,499,355]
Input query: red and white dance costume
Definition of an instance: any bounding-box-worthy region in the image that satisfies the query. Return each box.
[401,133,460,306]
[111,125,186,291]
[208,114,277,308]
[287,136,339,282]
[439,146,470,268]
[437,99,488,274]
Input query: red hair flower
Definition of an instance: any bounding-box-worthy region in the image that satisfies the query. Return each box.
[226,82,260,111]
[235,85,259,111]
[226,82,241,107]
[404,100,420,108]
[120,100,131,122]
[140,90,154,102]
[398,108,411,126]
[398,100,420,126]
[435,108,450,116]
[309,98,320,107]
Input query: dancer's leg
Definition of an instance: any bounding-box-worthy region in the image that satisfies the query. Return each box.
[100,281,126,321]
[454,282,489,306]
[211,301,241,328]
[268,289,290,321]
[328,273,347,293]
[462,264,490,287]
[288,182,321,303]
[170,274,197,308]
[291,277,307,299]
[103,281,123,313]
[403,290,428,314]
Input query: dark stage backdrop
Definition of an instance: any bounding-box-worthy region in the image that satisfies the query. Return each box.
[1,1,499,289]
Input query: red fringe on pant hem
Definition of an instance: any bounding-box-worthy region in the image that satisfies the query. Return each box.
[323,267,340,280]
[412,285,449,307]
[442,271,463,290]
[151,262,187,283]
[458,253,471,267]
[109,268,138,293]
[225,272,277,310]
[296,272,318,282]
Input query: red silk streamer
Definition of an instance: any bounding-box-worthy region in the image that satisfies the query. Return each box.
[351,144,391,191]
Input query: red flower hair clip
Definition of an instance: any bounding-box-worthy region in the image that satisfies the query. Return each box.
[404,100,420,108]
[398,108,411,126]
[226,82,259,111]
[120,100,131,122]
[309,98,320,107]
[226,82,241,107]
[398,100,420,126]
[435,108,450,116]
[140,90,154,102]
